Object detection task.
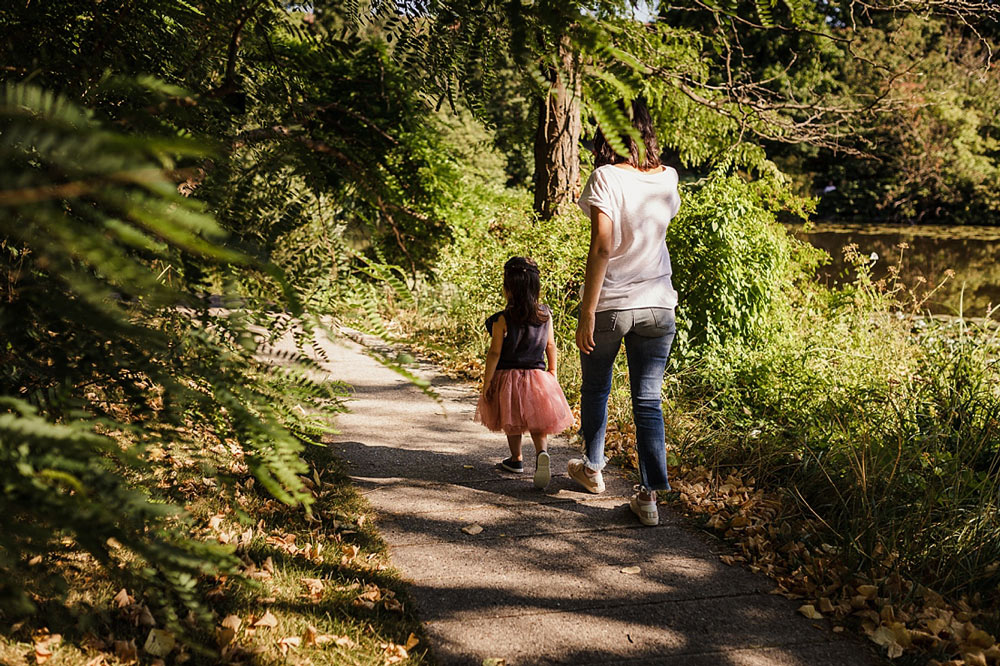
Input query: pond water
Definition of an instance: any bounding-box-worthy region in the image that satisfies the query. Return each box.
[789,223,1000,317]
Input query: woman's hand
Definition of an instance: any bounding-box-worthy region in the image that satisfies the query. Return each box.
[576,310,596,354]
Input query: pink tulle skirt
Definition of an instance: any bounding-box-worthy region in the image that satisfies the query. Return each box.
[475,369,575,435]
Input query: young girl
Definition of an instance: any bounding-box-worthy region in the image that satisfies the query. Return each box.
[475,257,575,489]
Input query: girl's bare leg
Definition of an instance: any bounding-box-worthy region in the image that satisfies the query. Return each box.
[530,432,548,455]
[506,434,523,461]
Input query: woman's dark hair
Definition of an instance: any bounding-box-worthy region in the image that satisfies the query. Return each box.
[502,256,548,326]
[593,96,662,170]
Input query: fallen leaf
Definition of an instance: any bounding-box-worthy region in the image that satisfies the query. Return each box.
[113,588,132,608]
[462,524,483,535]
[301,577,324,599]
[798,604,823,620]
[463,465,475,469]
[216,627,236,648]
[405,633,420,651]
[221,615,242,632]
[383,641,408,664]
[34,634,60,666]
[857,584,878,600]
[278,636,301,655]
[962,650,988,666]
[384,597,404,613]
[483,659,507,666]
[253,610,278,628]
[143,629,175,657]
[138,605,156,627]
[620,566,641,575]
[967,627,995,649]
[114,639,138,664]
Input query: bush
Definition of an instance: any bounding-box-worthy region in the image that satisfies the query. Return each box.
[667,171,818,358]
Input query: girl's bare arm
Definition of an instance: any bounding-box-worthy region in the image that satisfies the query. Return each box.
[545,316,558,376]
[483,315,506,395]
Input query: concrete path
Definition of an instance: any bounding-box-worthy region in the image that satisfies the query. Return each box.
[315,333,880,665]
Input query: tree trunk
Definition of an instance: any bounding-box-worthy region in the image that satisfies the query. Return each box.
[533,39,581,220]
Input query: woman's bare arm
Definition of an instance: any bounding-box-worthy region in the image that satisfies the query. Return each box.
[576,207,613,354]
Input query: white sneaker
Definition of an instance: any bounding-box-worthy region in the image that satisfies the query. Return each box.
[630,490,658,526]
[567,459,605,494]
[534,451,551,489]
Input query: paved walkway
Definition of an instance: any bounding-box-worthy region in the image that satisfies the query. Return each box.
[316,333,879,665]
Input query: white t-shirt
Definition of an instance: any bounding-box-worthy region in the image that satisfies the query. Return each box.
[577,164,681,312]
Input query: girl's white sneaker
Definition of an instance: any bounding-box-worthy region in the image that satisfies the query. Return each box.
[533,451,551,489]
[630,491,659,526]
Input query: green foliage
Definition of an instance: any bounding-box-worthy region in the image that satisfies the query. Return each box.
[0,83,342,625]
[403,160,1000,608]
[671,253,1000,600]
[667,172,812,355]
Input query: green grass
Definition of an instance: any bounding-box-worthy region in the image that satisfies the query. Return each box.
[0,444,432,666]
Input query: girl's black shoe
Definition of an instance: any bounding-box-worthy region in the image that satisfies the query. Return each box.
[499,457,524,473]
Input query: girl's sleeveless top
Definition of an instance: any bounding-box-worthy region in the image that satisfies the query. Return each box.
[484,305,550,370]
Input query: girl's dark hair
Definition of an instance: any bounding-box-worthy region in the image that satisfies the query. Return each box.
[503,256,548,326]
[593,96,662,170]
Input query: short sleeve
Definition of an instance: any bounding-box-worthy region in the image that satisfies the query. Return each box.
[578,168,615,221]
[485,311,501,334]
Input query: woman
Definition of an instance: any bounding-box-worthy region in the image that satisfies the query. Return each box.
[568,97,680,527]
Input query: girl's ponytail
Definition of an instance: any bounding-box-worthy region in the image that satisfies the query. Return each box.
[503,257,548,326]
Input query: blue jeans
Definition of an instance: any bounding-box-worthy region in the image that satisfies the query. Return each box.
[579,307,676,492]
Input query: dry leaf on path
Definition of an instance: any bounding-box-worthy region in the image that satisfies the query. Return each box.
[483,659,507,666]
[798,604,824,620]
[143,629,175,657]
[462,524,483,535]
[870,625,905,659]
[253,610,278,628]
[620,566,641,575]
[404,633,420,651]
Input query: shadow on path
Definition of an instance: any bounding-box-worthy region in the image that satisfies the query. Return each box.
[316,335,883,666]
